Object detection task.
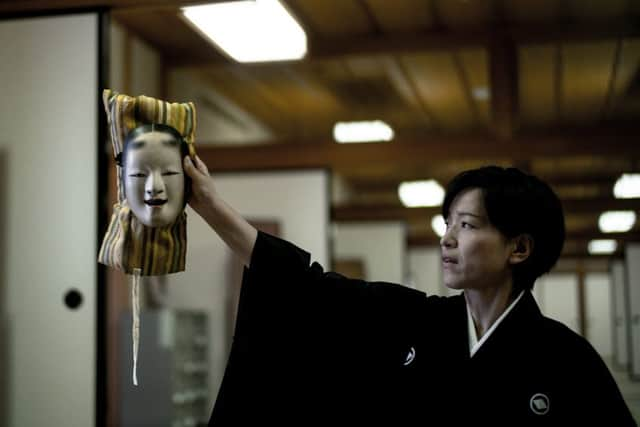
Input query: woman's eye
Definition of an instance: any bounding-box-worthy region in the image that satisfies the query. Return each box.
[128,173,146,178]
[461,222,474,229]
[162,171,180,176]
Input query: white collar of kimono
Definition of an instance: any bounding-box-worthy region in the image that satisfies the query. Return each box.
[467,290,525,358]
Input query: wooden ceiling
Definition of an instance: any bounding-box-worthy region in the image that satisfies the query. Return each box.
[3,0,640,258]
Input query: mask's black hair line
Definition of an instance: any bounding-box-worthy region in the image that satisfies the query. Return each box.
[124,123,184,146]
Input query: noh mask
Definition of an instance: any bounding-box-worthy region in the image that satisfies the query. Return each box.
[98,89,197,276]
[98,89,197,385]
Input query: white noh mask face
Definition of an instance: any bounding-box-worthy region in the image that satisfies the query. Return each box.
[123,130,185,227]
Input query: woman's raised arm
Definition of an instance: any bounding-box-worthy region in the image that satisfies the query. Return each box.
[183,155,258,267]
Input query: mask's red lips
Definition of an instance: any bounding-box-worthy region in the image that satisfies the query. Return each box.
[442,256,458,264]
[144,198,168,206]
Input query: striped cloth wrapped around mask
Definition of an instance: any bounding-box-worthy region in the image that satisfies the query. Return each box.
[98,89,197,276]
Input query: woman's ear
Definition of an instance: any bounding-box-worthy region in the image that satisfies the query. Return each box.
[509,234,534,265]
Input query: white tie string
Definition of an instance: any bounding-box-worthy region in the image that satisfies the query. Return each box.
[131,268,141,386]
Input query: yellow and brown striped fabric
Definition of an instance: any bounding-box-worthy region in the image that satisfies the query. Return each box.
[98,89,197,276]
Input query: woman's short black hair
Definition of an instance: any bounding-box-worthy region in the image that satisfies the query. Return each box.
[442,166,565,291]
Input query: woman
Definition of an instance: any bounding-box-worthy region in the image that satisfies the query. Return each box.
[183,156,636,426]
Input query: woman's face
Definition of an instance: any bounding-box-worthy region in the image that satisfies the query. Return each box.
[440,188,514,291]
[123,131,185,227]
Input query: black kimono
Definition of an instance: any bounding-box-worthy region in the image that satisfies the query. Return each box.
[209,232,636,426]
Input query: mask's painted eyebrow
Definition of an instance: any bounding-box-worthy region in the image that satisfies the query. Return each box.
[129,140,146,149]
[129,135,179,150]
[162,138,180,147]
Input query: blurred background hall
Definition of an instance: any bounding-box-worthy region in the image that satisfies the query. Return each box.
[0,0,639,425]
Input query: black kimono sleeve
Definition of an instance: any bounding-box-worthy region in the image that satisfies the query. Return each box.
[209,231,425,425]
[569,337,637,426]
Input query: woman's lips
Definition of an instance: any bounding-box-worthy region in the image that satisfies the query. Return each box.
[442,256,458,269]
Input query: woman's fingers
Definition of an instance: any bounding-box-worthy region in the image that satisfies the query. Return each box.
[183,156,199,178]
[184,155,209,177]
[194,155,209,175]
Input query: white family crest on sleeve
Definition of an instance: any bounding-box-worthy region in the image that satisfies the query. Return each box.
[403,346,416,366]
[529,393,550,415]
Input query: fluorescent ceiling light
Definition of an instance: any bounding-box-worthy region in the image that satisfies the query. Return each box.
[614,174,640,199]
[598,210,636,233]
[398,180,445,208]
[588,239,617,255]
[182,0,307,63]
[431,214,446,237]
[333,120,394,143]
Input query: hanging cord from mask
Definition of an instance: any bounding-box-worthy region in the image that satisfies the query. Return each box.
[131,268,141,386]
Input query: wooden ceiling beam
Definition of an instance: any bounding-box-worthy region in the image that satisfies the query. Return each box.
[545,174,623,186]
[3,3,639,58]
[332,199,640,223]
[489,32,518,140]
[561,198,640,213]
[308,31,486,59]
[164,22,640,67]
[406,231,640,248]
[347,174,620,191]
[566,231,640,243]
[312,23,640,57]
[602,38,624,119]
[552,258,618,273]
[198,129,640,172]
[332,205,437,222]
[453,51,481,127]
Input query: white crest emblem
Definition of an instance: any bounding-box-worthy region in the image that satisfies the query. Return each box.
[403,346,416,366]
[529,393,550,415]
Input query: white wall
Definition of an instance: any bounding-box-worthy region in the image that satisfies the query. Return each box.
[333,221,406,284]
[109,20,125,95]
[408,246,446,296]
[130,37,161,98]
[534,272,614,359]
[534,273,580,334]
[585,273,612,358]
[109,20,161,97]
[626,243,640,378]
[0,13,98,427]
[611,260,628,367]
[165,170,330,413]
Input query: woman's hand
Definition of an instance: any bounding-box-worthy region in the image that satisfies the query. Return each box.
[183,155,217,218]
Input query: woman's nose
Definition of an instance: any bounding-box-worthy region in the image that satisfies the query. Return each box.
[440,227,456,248]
